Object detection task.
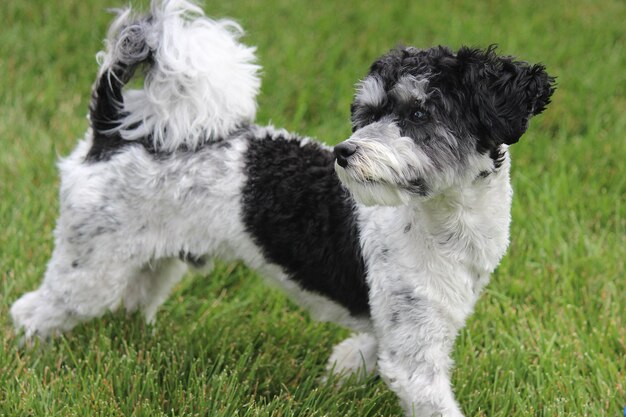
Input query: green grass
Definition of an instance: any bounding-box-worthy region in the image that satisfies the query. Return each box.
[1,0,624,415]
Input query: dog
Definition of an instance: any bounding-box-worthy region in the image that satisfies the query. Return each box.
[10,1,555,416]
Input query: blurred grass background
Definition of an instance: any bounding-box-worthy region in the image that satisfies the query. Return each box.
[1,0,624,415]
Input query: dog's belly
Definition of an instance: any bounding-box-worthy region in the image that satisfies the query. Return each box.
[251,262,372,331]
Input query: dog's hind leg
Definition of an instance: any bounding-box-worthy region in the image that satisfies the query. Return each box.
[123,257,189,324]
[10,240,145,341]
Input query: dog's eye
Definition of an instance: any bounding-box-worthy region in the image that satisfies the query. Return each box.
[412,109,426,122]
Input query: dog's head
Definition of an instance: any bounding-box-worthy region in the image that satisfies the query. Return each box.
[334,46,556,206]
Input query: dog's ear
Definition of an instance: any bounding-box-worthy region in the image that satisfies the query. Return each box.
[458,46,556,145]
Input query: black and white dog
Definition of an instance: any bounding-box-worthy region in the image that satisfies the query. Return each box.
[10,1,555,416]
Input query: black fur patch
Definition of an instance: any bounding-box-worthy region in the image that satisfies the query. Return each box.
[86,15,155,162]
[241,133,370,316]
[179,251,208,268]
[85,60,154,162]
[85,131,140,162]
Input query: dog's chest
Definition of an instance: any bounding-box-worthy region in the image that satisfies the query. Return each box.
[358,204,502,325]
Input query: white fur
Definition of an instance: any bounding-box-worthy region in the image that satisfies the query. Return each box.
[326,332,378,381]
[11,131,252,339]
[352,155,512,416]
[353,75,429,118]
[355,76,387,107]
[391,75,430,103]
[97,0,260,151]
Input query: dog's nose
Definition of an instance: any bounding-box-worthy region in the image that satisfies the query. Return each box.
[334,142,358,168]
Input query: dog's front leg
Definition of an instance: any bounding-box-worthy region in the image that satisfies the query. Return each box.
[370,290,464,417]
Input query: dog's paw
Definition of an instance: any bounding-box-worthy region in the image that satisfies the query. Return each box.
[323,332,378,384]
[10,290,73,344]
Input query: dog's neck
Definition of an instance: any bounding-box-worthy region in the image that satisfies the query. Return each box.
[408,154,513,276]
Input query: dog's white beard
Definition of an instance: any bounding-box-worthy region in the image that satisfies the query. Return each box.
[335,165,411,206]
[350,182,411,206]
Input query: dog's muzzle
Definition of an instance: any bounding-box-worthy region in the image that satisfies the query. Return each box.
[334,142,358,168]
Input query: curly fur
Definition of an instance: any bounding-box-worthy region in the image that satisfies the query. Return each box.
[95,0,260,152]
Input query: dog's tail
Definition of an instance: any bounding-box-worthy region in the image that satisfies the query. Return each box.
[89,0,260,152]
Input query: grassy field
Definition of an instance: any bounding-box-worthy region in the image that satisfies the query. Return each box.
[1,0,624,415]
